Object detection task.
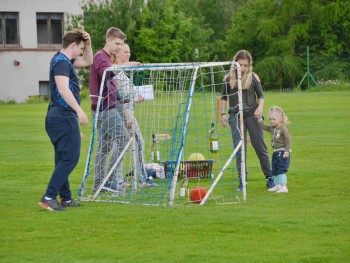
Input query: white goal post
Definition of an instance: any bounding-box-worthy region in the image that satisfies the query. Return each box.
[78,62,246,206]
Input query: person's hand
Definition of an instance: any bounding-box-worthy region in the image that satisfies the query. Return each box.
[221,114,228,128]
[82,31,91,46]
[283,152,289,159]
[254,106,263,120]
[77,109,89,127]
[134,94,144,103]
[126,117,133,129]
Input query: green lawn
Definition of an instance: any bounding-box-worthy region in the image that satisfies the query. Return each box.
[0,91,349,263]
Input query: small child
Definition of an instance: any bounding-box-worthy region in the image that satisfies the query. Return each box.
[259,106,292,193]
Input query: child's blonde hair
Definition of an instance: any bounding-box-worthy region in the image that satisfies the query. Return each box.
[268,106,291,125]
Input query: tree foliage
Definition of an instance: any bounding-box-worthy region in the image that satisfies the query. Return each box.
[69,0,350,90]
[225,0,350,89]
[133,0,212,63]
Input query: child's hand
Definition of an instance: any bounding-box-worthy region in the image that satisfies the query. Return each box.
[283,152,289,159]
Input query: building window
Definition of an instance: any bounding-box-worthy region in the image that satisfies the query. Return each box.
[0,12,20,46]
[39,81,50,98]
[37,13,63,46]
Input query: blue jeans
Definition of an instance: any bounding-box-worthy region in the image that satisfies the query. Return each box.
[45,115,81,199]
[272,151,290,175]
[92,108,130,189]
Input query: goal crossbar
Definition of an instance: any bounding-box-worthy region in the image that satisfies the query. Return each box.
[78,61,246,205]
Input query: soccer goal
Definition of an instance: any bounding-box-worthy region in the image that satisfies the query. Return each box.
[78,62,246,206]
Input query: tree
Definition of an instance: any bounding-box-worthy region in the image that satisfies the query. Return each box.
[225,0,350,90]
[133,0,213,63]
[68,0,350,90]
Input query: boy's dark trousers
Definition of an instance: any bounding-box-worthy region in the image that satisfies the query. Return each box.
[45,115,81,200]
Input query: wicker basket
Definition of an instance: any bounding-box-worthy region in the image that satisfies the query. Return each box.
[163,160,214,179]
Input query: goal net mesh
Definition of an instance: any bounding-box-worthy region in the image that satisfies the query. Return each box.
[78,62,245,206]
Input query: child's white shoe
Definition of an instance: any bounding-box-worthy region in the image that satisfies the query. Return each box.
[268,185,281,192]
[276,186,288,193]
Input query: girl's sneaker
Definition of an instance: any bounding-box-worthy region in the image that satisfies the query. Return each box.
[276,186,288,193]
[268,185,281,192]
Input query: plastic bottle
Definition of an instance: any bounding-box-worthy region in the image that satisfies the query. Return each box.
[209,122,219,153]
[151,134,160,163]
[180,178,188,197]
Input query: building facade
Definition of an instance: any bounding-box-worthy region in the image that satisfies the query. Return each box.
[0,0,83,102]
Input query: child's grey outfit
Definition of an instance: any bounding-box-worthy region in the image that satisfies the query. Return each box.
[260,124,292,176]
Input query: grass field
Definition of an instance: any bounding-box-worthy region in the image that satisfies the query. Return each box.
[0,91,349,263]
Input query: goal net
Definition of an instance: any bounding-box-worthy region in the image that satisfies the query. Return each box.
[78,62,246,206]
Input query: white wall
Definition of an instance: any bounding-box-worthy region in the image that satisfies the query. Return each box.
[0,0,84,102]
[0,51,53,101]
[1,0,83,48]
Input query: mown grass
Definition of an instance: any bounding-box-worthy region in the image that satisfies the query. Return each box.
[0,91,349,263]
